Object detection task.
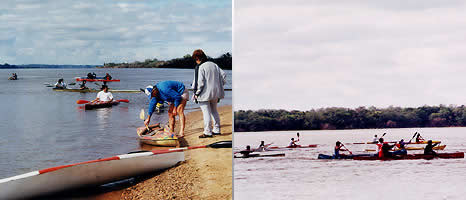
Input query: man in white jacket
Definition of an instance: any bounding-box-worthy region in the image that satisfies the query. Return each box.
[192,49,227,138]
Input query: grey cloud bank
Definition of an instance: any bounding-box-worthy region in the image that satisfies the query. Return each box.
[0,0,231,65]
[234,0,466,110]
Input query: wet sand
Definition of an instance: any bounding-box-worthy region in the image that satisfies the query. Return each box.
[120,105,232,200]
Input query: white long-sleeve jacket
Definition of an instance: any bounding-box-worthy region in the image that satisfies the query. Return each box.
[192,61,226,102]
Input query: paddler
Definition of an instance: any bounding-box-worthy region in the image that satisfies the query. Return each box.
[415,132,425,143]
[424,140,439,156]
[239,145,253,157]
[289,137,299,147]
[393,139,408,155]
[376,138,396,158]
[54,78,67,89]
[334,141,344,158]
[92,85,113,103]
[104,73,112,80]
[257,141,266,152]
[79,80,88,90]
[372,135,378,143]
[144,80,188,138]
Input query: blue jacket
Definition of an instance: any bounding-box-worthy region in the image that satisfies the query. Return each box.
[148,81,185,116]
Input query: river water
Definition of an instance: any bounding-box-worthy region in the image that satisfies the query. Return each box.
[0,68,231,179]
[234,127,466,200]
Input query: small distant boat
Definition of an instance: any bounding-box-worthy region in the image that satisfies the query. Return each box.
[234,152,285,158]
[268,144,318,150]
[75,77,120,82]
[53,88,140,93]
[84,101,119,110]
[137,125,179,147]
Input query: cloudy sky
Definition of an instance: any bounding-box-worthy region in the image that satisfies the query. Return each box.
[234,0,466,110]
[0,0,231,65]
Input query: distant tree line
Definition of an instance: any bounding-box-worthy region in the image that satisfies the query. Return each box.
[102,52,232,70]
[0,63,96,69]
[234,105,466,132]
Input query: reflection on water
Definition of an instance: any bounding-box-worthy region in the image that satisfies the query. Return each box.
[234,127,466,200]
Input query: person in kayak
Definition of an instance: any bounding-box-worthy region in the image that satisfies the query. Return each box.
[424,140,439,156]
[92,85,113,102]
[104,73,112,80]
[415,132,425,143]
[145,80,189,138]
[54,78,67,89]
[257,141,266,151]
[334,141,344,158]
[376,138,396,158]
[372,135,378,143]
[289,137,299,147]
[79,80,88,90]
[393,139,408,155]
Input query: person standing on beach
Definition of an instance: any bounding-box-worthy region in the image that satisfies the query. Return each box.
[144,80,189,138]
[191,49,227,138]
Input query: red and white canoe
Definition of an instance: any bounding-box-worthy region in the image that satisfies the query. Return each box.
[0,150,184,199]
[353,152,464,160]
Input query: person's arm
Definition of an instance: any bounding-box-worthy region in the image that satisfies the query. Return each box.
[220,67,227,85]
[195,67,206,97]
[108,93,113,102]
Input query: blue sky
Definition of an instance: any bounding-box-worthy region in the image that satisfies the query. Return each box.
[234,0,466,110]
[0,0,231,65]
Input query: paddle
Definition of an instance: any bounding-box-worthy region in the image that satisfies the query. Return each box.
[69,83,76,85]
[297,132,300,142]
[139,109,151,132]
[341,143,353,155]
[407,132,418,144]
[76,99,129,104]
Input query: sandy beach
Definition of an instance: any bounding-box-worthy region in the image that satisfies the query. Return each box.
[120,105,232,200]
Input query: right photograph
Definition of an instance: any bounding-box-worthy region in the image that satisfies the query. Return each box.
[233,1,466,200]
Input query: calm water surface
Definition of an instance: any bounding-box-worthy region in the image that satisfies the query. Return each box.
[234,127,466,200]
[0,68,231,178]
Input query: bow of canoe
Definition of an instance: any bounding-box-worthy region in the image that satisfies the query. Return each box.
[137,125,179,147]
[0,151,184,199]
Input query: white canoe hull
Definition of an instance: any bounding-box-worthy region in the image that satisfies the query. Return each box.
[0,151,184,199]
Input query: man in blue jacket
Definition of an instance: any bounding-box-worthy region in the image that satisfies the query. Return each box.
[145,81,189,138]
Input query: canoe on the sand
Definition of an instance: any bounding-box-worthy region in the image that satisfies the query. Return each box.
[137,124,179,147]
[365,145,447,152]
[53,88,140,93]
[353,152,464,160]
[0,150,184,200]
[84,101,119,110]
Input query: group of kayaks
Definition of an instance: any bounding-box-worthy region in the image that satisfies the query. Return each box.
[235,132,464,161]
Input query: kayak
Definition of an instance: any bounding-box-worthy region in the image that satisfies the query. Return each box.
[234,152,285,158]
[318,153,375,159]
[84,101,119,110]
[8,77,17,80]
[268,144,318,149]
[53,88,140,93]
[75,78,120,82]
[137,125,179,147]
[0,150,184,199]
[353,152,464,160]
[365,145,446,152]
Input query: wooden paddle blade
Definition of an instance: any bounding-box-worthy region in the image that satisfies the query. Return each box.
[117,99,130,103]
[139,109,145,120]
[208,140,232,148]
[76,100,90,104]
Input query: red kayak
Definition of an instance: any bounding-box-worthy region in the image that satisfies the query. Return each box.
[268,144,318,149]
[353,152,464,160]
[76,78,120,82]
[84,101,119,110]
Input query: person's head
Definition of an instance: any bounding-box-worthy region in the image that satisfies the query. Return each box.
[246,145,251,151]
[379,138,384,143]
[83,80,86,84]
[291,138,295,141]
[260,141,264,145]
[145,85,159,101]
[374,135,377,137]
[58,78,63,83]
[192,49,207,64]
[400,139,404,142]
[101,85,108,92]
[336,141,341,146]
[428,140,432,145]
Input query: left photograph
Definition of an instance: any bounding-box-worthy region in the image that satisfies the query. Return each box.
[0,1,232,199]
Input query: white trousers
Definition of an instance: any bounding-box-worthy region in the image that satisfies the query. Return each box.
[199,99,221,135]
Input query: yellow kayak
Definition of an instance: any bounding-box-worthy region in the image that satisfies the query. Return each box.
[365,145,446,152]
[137,124,179,147]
